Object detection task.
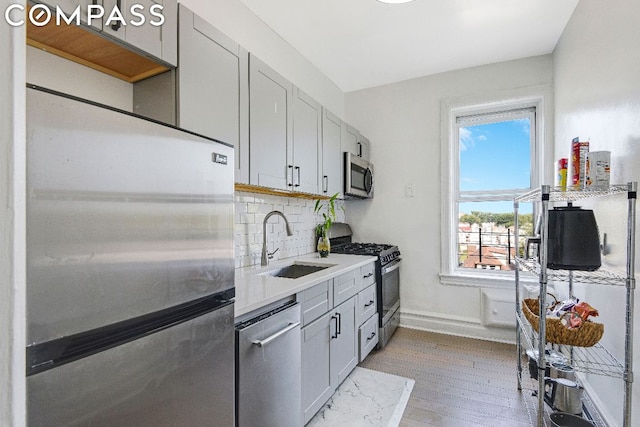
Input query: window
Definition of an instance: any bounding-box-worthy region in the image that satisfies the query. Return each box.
[440,90,548,287]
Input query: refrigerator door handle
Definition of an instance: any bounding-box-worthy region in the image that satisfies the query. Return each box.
[251,322,300,347]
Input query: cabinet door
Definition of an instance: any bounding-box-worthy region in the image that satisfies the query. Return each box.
[301,311,334,425]
[37,0,103,30]
[357,134,370,160]
[249,54,293,190]
[333,269,357,307]
[299,279,333,327]
[331,297,357,386]
[102,0,177,66]
[177,5,248,183]
[358,313,379,362]
[341,123,359,157]
[292,88,320,194]
[321,108,342,197]
[356,284,376,327]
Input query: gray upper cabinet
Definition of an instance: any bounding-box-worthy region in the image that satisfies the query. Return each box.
[39,0,103,30]
[341,123,359,159]
[321,108,342,197]
[249,54,294,191]
[342,122,371,161]
[292,88,321,194]
[176,4,249,183]
[101,0,177,66]
[357,134,370,161]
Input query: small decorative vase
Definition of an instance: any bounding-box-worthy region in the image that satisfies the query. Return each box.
[317,234,330,258]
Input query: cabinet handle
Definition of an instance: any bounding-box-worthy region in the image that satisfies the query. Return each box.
[252,322,300,347]
[363,272,373,279]
[111,0,122,31]
[366,331,376,341]
[323,175,328,193]
[364,300,374,307]
[357,142,362,157]
[295,166,301,187]
[331,315,339,339]
[287,165,293,187]
[336,312,341,336]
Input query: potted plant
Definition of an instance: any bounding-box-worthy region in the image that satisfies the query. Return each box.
[314,192,340,257]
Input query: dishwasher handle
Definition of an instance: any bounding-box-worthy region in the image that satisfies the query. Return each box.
[251,322,300,348]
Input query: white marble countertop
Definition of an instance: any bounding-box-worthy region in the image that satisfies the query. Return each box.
[234,253,376,318]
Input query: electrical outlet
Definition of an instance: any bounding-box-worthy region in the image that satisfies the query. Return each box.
[406,184,415,198]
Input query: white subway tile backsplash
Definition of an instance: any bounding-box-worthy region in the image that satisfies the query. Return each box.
[234,191,345,268]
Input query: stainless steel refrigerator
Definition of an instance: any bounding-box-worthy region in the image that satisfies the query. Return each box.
[25,85,235,426]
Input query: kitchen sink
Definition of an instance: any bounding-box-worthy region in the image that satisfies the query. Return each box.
[262,263,333,279]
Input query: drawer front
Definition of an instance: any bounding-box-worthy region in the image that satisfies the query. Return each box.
[299,280,333,326]
[358,314,379,362]
[333,269,357,307]
[360,262,376,291]
[356,284,376,327]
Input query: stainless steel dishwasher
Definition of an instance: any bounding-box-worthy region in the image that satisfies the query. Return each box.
[235,300,301,427]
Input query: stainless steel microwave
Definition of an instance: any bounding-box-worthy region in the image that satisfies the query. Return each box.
[344,152,373,198]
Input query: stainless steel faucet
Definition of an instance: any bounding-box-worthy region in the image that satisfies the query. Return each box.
[261,210,293,266]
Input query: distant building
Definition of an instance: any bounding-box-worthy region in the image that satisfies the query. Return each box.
[462,244,516,271]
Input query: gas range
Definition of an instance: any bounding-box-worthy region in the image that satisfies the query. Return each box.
[331,243,401,266]
[328,223,401,349]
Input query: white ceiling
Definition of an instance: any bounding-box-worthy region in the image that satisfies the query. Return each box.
[239,0,579,92]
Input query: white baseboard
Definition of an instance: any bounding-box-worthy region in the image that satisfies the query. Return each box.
[578,373,618,427]
[399,308,516,344]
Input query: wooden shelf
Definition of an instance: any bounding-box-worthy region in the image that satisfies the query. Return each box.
[26,7,170,83]
[235,183,329,200]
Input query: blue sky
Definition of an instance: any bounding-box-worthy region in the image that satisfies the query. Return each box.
[459,119,532,214]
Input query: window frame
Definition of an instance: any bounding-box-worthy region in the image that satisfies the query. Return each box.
[440,87,551,288]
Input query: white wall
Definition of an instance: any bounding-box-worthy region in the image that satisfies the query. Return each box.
[26,46,133,110]
[176,0,345,119]
[1,1,26,426]
[553,0,640,425]
[235,193,345,268]
[344,55,554,342]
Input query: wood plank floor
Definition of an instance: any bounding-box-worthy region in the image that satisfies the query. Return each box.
[361,327,533,426]
[360,327,605,427]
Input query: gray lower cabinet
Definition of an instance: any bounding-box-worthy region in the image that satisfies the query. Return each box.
[321,108,342,197]
[333,269,357,307]
[301,310,333,424]
[331,296,358,385]
[177,4,248,183]
[356,283,378,362]
[301,296,357,425]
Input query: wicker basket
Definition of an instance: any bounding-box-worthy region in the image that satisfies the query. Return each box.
[522,298,604,347]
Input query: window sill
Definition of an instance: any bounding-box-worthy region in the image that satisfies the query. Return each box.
[439,270,539,289]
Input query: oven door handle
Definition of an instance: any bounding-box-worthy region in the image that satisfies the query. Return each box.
[381,259,401,275]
